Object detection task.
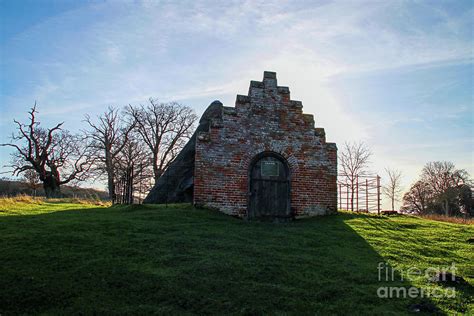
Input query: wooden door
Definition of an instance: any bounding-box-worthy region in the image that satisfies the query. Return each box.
[249,155,290,220]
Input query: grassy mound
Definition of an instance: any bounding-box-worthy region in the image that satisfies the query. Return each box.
[0,200,472,314]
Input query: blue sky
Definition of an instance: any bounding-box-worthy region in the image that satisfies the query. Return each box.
[1,0,473,207]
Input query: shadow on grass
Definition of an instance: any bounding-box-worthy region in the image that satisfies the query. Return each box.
[0,205,448,315]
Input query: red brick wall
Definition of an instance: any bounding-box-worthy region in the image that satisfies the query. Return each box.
[194,71,337,218]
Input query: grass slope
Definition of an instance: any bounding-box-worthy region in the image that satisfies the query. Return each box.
[0,200,472,315]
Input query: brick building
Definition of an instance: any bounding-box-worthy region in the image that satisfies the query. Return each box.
[145,71,337,219]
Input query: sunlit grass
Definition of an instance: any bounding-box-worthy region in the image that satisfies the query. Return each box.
[0,195,110,216]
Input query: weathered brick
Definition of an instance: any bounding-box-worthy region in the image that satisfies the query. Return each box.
[194,72,337,218]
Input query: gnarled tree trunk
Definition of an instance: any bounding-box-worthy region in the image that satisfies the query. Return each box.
[42,172,61,198]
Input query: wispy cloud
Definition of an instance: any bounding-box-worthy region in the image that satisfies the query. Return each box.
[1,0,472,201]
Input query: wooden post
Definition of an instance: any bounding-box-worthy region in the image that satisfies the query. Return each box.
[114,180,118,205]
[119,179,122,204]
[366,178,369,213]
[377,175,381,215]
[356,175,359,212]
[339,183,342,210]
[123,177,126,204]
[117,178,119,204]
[130,165,135,204]
[165,169,168,208]
[129,165,134,204]
[138,163,143,204]
[346,183,349,211]
[122,177,126,204]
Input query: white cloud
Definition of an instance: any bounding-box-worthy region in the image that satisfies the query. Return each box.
[1,0,472,198]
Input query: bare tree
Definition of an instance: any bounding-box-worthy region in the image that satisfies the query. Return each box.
[22,169,40,196]
[339,141,372,211]
[402,162,471,216]
[115,133,153,204]
[421,161,470,216]
[402,180,433,214]
[382,168,403,211]
[84,106,135,202]
[126,99,197,182]
[1,105,94,197]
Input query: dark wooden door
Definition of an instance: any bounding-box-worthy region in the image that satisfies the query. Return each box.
[249,155,290,219]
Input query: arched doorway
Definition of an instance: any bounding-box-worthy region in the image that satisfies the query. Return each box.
[248,152,291,220]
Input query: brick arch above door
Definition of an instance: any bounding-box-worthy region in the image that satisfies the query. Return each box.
[239,145,300,175]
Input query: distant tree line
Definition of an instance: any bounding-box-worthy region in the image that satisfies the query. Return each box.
[1,99,197,202]
[0,177,108,200]
[3,103,472,216]
[339,142,472,217]
[402,161,472,217]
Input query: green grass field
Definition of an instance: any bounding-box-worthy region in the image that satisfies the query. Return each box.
[0,199,473,315]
